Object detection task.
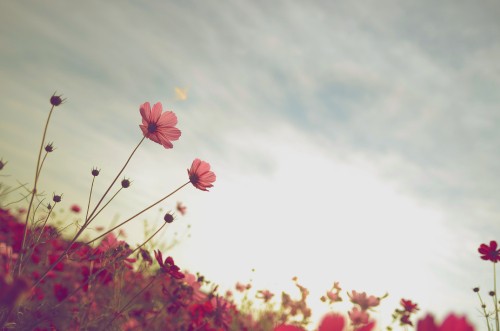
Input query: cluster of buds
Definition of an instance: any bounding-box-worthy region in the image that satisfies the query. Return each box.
[390,298,419,327]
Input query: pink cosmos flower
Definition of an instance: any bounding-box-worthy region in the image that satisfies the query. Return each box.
[154,250,185,279]
[348,290,380,310]
[348,307,370,326]
[256,289,274,302]
[318,312,345,331]
[70,204,81,213]
[401,298,419,313]
[417,314,475,331]
[478,241,500,263]
[139,102,181,149]
[187,159,216,191]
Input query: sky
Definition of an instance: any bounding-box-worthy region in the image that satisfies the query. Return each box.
[1,0,500,329]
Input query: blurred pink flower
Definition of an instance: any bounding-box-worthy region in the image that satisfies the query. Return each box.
[401,298,419,313]
[478,241,500,263]
[348,307,370,326]
[417,314,475,331]
[154,250,185,279]
[176,201,187,215]
[256,289,274,303]
[139,102,181,149]
[187,159,216,191]
[348,290,380,310]
[318,312,345,331]
[70,204,81,213]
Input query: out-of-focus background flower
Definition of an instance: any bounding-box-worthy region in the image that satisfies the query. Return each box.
[1,1,500,327]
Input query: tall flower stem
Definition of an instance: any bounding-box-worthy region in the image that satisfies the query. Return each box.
[31,137,145,288]
[18,105,55,275]
[495,263,499,331]
[86,181,189,246]
[85,136,145,224]
[105,275,158,329]
[85,176,96,222]
[476,291,492,331]
[84,188,122,227]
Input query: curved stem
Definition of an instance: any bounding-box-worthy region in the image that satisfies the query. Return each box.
[85,187,122,227]
[36,152,48,179]
[130,222,167,257]
[85,176,95,222]
[86,136,145,223]
[495,263,499,331]
[86,181,189,246]
[18,106,55,276]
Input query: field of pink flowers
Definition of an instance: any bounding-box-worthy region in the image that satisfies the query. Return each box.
[0,93,489,330]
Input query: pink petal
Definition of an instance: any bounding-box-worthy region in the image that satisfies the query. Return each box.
[150,102,163,123]
[318,312,345,331]
[157,111,178,127]
[140,102,152,122]
[159,127,181,141]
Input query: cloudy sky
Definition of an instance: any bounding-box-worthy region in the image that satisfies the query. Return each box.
[1,0,500,328]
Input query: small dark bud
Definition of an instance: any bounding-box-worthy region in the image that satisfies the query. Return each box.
[489,291,495,296]
[473,287,480,293]
[121,178,131,188]
[53,194,62,203]
[91,167,100,177]
[140,249,153,264]
[0,158,7,170]
[45,142,55,153]
[164,213,175,223]
[50,92,65,106]
[482,304,487,308]
[47,203,52,210]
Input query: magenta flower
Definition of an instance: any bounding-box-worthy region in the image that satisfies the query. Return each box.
[139,102,181,149]
[154,250,185,279]
[417,314,474,331]
[478,240,500,263]
[187,158,216,191]
[401,298,419,313]
[318,312,345,331]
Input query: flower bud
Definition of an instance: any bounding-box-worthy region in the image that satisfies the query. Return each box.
[45,143,55,153]
[121,178,131,188]
[53,194,62,203]
[164,213,175,223]
[91,167,100,177]
[50,92,65,106]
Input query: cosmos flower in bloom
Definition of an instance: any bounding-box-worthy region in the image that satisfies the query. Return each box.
[187,159,216,191]
[348,290,380,310]
[478,240,500,263]
[139,102,181,149]
[401,298,419,313]
[154,250,184,279]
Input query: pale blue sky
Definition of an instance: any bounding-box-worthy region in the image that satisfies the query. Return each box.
[1,1,500,329]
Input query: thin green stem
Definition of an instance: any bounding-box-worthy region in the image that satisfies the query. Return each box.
[85,177,95,223]
[477,291,493,331]
[85,187,122,227]
[130,222,167,257]
[35,152,48,179]
[18,105,55,275]
[495,263,499,331]
[86,181,190,246]
[85,136,145,223]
